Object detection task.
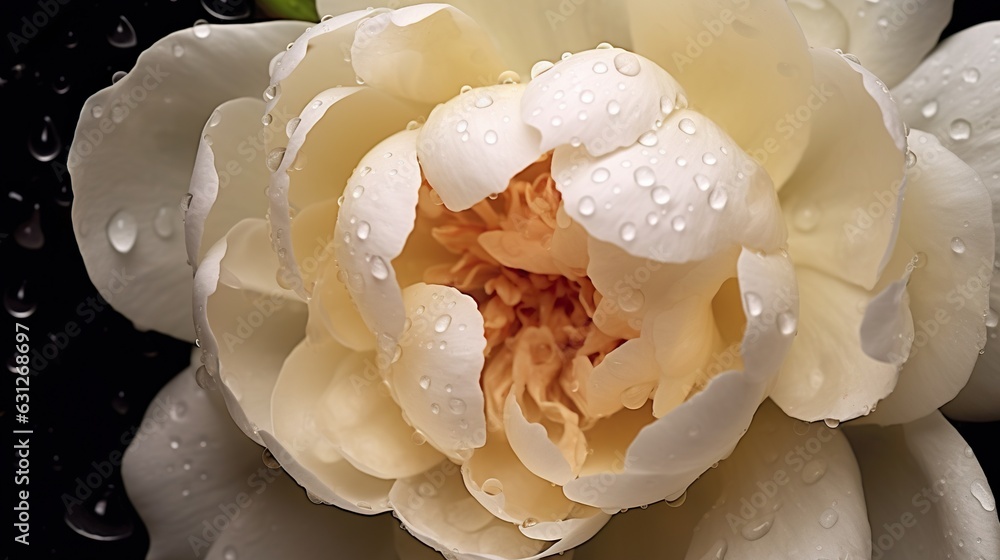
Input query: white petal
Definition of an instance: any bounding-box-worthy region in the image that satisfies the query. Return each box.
[574,400,871,560]
[845,411,1000,559]
[186,97,270,267]
[564,249,798,508]
[892,22,1000,421]
[270,88,419,297]
[192,219,306,444]
[771,268,913,423]
[418,84,543,211]
[390,283,487,461]
[521,48,685,157]
[581,338,659,421]
[306,255,376,352]
[266,338,397,514]
[624,0,814,186]
[315,347,445,479]
[68,21,308,341]
[504,394,575,485]
[780,48,907,290]
[863,130,994,426]
[333,129,422,339]
[390,461,606,560]
[789,0,953,87]
[553,109,785,263]
[351,4,507,104]
[317,0,631,78]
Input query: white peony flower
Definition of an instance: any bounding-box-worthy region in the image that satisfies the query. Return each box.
[69,1,1000,558]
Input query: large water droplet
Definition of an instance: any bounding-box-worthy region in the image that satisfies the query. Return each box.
[619,222,637,242]
[474,94,494,109]
[671,215,686,232]
[28,116,62,162]
[530,60,554,79]
[652,186,671,205]
[266,147,286,171]
[951,237,967,254]
[921,100,938,118]
[986,309,999,328]
[106,210,138,253]
[708,187,728,210]
[370,257,389,280]
[419,376,431,390]
[740,514,774,541]
[971,480,996,511]
[448,398,467,414]
[777,311,797,335]
[801,459,828,484]
[484,130,498,145]
[962,67,981,84]
[634,166,656,188]
[4,282,36,319]
[201,0,252,21]
[578,196,596,216]
[949,119,972,141]
[193,19,212,39]
[107,16,137,48]
[593,61,608,74]
[744,292,763,317]
[434,314,452,333]
[64,485,135,541]
[613,52,641,76]
[261,448,281,469]
[153,206,178,238]
[606,100,621,116]
[818,508,839,529]
[15,205,44,250]
[592,167,611,183]
[679,118,697,135]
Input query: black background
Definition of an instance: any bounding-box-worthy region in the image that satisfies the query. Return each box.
[1,1,999,558]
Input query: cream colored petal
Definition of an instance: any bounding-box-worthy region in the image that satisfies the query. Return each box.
[316,0,632,77]
[315,347,444,479]
[564,249,798,509]
[351,4,507,104]
[192,218,306,445]
[69,21,308,341]
[306,255,375,352]
[623,0,813,187]
[583,337,660,419]
[418,84,543,212]
[270,87,419,297]
[390,283,487,461]
[521,47,686,157]
[266,338,401,513]
[891,22,1000,421]
[575,399,870,560]
[553,109,785,263]
[771,267,912,423]
[845,411,1000,559]
[789,0,953,87]
[462,434,576,526]
[504,394,576,485]
[861,130,994,426]
[185,97,272,268]
[780,48,907,290]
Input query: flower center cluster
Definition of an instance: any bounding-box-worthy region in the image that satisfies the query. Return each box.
[419,154,623,431]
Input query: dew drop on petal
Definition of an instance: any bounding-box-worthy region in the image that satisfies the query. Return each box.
[370,257,389,280]
[434,314,452,333]
[638,131,658,147]
[951,237,967,254]
[580,90,595,104]
[607,100,621,116]
[593,62,608,74]
[777,311,797,335]
[619,222,637,242]
[592,167,611,183]
[153,206,177,238]
[193,19,211,39]
[530,60,554,79]
[652,187,671,205]
[484,130,498,145]
[740,514,774,541]
[818,508,839,529]
[266,147,286,172]
[949,119,972,141]
[613,52,641,76]
[679,118,697,135]
[671,216,686,232]
[578,196,596,216]
[106,210,138,253]
[801,459,828,484]
[744,292,763,317]
[971,480,996,511]
[634,166,656,188]
[921,99,939,118]
[708,187,728,210]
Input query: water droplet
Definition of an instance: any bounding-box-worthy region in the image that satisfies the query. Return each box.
[824,418,841,428]
[531,60,554,79]
[744,292,763,317]
[777,311,797,335]
[551,116,563,127]
[702,152,718,165]
[484,130,498,145]
[460,85,473,95]
[592,167,611,183]
[613,52,641,76]
[418,376,431,390]
[370,257,389,280]
[434,314,452,333]
[696,539,728,560]
[740,514,774,541]
[498,70,521,84]
[951,237,967,254]
[482,479,503,496]
[818,508,839,529]
[474,94,494,109]
[223,546,238,560]
[793,202,820,232]
[430,403,441,415]
[15,205,44,250]
[801,459,828,484]
[153,206,178,238]
[351,185,365,199]
[107,16,137,48]
[201,0,252,20]
[709,187,728,210]
[356,221,371,240]
[263,84,278,101]
[266,147,286,171]
[4,282,36,319]
[111,70,127,84]
[920,99,939,118]
[620,222,637,242]
[448,398,467,414]
[607,100,621,116]
[261,448,281,469]
[693,174,712,192]
[193,19,211,39]
[963,68,980,84]
[106,210,138,253]
[633,166,656,188]
[593,62,608,74]
[195,365,216,390]
[679,118,697,135]
[987,309,999,328]
[28,116,62,162]
[652,186,671,205]
[906,150,918,168]
[578,196,596,216]
[971,480,995,511]
[173,44,185,57]
[671,216,686,232]
[949,119,972,141]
